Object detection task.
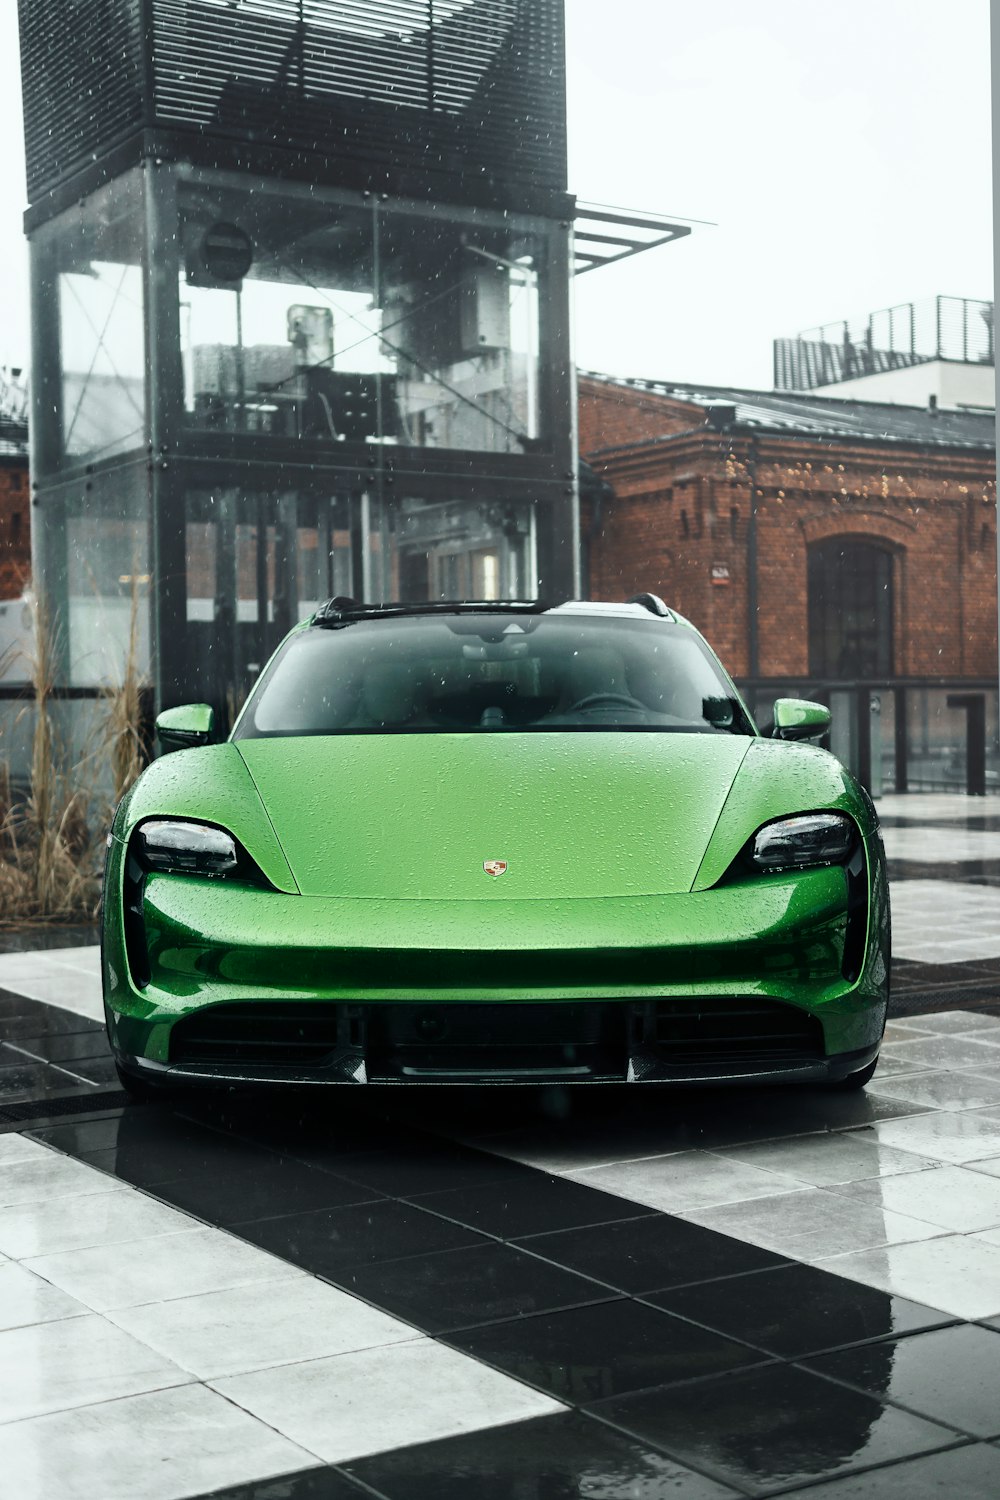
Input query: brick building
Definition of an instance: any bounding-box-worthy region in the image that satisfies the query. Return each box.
[580,373,997,790]
[0,415,29,601]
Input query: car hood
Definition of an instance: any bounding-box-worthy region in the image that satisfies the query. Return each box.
[235,732,754,899]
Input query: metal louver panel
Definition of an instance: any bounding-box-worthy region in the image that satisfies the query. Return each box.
[19,0,149,203]
[20,0,567,205]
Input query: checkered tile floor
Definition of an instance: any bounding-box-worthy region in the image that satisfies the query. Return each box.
[1,799,1000,1497]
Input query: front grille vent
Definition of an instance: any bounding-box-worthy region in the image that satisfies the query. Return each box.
[652,998,824,1066]
[170,1003,355,1067]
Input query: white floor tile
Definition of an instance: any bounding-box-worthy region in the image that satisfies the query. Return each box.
[820,1234,1000,1320]
[111,1275,416,1380]
[876,794,1000,821]
[905,1012,1000,1036]
[706,1133,934,1187]
[0,974,104,1021]
[0,1153,129,1210]
[0,1137,55,1168]
[0,949,103,1021]
[0,1313,190,1425]
[0,1263,89,1332]
[212,1337,561,1464]
[0,1382,314,1500]
[868,1111,1000,1165]
[0,1187,196,1260]
[866,1070,1000,1112]
[680,1188,944,1261]
[889,882,1000,962]
[880,1035,1000,1071]
[25,1226,306,1313]
[563,1150,807,1213]
[883,826,1000,862]
[832,1164,1000,1233]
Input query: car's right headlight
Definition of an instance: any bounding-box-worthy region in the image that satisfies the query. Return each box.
[750,813,856,872]
[137,819,239,876]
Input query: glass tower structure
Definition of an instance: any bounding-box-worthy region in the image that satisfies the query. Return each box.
[19,0,577,718]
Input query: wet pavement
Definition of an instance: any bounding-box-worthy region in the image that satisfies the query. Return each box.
[1,797,1000,1496]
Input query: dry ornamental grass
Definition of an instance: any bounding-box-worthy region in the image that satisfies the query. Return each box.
[0,589,148,925]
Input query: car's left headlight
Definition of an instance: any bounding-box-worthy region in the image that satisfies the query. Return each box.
[750,813,856,872]
[137,819,239,876]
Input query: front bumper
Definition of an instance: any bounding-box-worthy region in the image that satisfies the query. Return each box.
[104,849,889,1087]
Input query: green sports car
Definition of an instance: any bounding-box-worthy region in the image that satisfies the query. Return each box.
[102,595,889,1095]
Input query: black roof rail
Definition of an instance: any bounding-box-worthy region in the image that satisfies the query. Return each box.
[313,598,557,626]
[626,592,675,619]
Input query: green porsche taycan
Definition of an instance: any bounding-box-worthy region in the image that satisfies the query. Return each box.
[102,596,889,1094]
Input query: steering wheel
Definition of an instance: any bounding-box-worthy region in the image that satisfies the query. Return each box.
[566,692,650,714]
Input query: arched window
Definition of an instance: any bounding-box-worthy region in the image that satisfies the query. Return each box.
[808,539,894,679]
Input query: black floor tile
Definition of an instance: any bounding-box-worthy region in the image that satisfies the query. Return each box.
[336,1240,613,1333]
[3,1028,112,1063]
[0,1006,104,1038]
[345,1410,740,1498]
[0,1059,95,1100]
[61,1054,120,1086]
[645,1263,957,1358]
[804,1324,1000,1440]
[0,924,98,955]
[777,1443,1000,1497]
[525,1212,789,1295]
[29,1107,273,1182]
[180,1100,416,1164]
[233,1198,485,1278]
[193,1467,366,1498]
[158,1156,384,1226]
[443,1297,766,1404]
[592,1363,964,1496]
[415,1173,647,1240]
[331,1141,538,1199]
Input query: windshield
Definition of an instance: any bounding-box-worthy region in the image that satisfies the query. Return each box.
[234,613,757,739]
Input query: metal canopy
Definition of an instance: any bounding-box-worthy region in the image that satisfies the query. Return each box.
[572,202,694,275]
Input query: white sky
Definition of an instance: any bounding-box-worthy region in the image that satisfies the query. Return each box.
[0,0,991,391]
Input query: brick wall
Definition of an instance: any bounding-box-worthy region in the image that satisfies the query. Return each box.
[580,378,998,683]
[0,458,30,599]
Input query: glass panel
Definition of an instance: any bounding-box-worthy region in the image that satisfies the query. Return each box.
[177,175,546,454]
[870,689,895,795]
[396,497,535,601]
[378,205,543,452]
[48,173,147,470]
[64,465,150,688]
[295,495,354,619]
[179,181,379,439]
[906,690,970,791]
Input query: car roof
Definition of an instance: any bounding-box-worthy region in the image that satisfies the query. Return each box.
[311,595,686,627]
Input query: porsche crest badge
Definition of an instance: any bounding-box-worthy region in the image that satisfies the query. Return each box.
[483,860,508,878]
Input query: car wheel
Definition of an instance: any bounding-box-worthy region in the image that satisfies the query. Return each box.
[829,1054,880,1091]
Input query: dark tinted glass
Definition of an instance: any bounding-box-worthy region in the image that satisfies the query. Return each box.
[234,612,755,738]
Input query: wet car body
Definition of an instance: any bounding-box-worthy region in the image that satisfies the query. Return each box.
[102,597,889,1093]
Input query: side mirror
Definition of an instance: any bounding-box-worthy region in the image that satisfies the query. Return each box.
[156,703,215,752]
[772,698,831,743]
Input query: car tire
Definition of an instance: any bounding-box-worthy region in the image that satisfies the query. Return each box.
[114,1059,167,1103]
[829,1054,880,1091]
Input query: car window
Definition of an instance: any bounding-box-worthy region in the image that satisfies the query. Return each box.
[235,614,756,738]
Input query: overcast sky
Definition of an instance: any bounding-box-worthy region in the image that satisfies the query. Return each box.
[0,0,991,391]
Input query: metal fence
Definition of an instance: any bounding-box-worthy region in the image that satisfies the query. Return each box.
[742,679,1000,796]
[774,296,994,392]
